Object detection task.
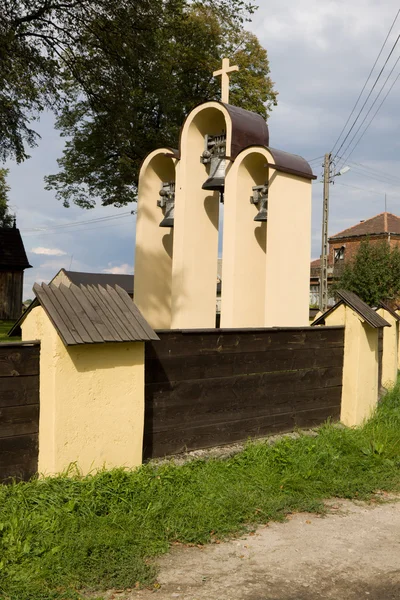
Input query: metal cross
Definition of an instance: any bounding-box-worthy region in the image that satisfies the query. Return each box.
[213,57,239,104]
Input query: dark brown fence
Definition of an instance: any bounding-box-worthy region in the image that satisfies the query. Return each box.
[144,326,345,459]
[0,341,40,482]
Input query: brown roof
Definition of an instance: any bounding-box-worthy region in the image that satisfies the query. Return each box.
[0,227,32,270]
[312,289,390,329]
[61,270,134,295]
[32,282,158,346]
[377,301,400,322]
[330,212,400,240]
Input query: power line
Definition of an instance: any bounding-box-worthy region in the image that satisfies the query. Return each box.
[22,211,135,233]
[24,219,134,237]
[345,165,400,187]
[307,155,324,163]
[338,72,400,168]
[330,8,400,157]
[336,54,400,170]
[348,161,400,186]
[332,30,400,161]
[335,181,393,196]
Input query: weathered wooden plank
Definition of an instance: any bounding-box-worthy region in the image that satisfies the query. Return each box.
[107,285,148,341]
[70,284,114,342]
[0,346,39,377]
[147,328,345,359]
[34,283,77,345]
[143,405,340,459]
[84,286,123,342]
[0,434,38,482]
[145,346,344,384]
[51,285,94,344]
[0,375,39,407]
[0,271,23,320]
[145,386,342,431]
[95,285,133,341]
[57,284,104,343]
[145,366,343,404]
[115,285,159,340]
[0,405,39,439]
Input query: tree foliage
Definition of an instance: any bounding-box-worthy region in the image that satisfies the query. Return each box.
[333,240,400,306]
[1,0,278,208]
[0,168,14,227]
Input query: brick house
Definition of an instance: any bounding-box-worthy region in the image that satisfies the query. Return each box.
[310,212,400,306]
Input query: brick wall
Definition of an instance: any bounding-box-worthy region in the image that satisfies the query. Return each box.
[329,235,400,271]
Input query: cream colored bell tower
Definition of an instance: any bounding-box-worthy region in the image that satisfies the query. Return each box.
[134,59,315,330]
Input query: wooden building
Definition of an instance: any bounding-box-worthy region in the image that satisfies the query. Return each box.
[0,225,31,320]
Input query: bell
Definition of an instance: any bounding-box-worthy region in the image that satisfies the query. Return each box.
[201,133,226,193]
[202,155,226,192]
[250,184,268,222]
[157,181,175,228]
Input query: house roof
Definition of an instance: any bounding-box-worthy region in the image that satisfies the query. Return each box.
[312,289,390,329]
[330,212,400,240]
[0,227,32,270]
[59,269,134,295]
[32,282,158,346]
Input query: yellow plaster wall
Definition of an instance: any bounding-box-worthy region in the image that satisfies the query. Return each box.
[264,169,312,327]
[221,148,267,327]
[396,309,400,370]
[323,306,379,427]
[22,306,145,476]
[135,149,176,329]
[376,308,398,387]
[171,103,230,328]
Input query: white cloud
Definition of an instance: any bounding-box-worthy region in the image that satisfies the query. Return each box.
[31,246,67,256]
[103,263,133,275]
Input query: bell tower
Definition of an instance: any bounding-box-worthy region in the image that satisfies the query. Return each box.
[134,59,315,330]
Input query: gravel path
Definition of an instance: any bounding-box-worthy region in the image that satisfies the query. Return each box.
[115,497,400,600]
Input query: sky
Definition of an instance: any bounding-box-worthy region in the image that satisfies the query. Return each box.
[5,0,400,299]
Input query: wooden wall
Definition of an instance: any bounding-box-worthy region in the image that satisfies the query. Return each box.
[144,327,345,459]
[0,271,23,320]
[0,342,40,482]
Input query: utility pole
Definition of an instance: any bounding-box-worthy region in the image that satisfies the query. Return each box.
[319,153,331,313]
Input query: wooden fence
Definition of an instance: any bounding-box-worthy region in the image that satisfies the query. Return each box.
[144,326,345,459]
[0,341,40,482]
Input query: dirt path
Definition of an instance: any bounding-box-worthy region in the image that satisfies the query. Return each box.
[121,498,400,600]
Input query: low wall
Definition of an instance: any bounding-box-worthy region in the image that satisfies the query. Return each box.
[144,326,345,459]
[0,341,40,482]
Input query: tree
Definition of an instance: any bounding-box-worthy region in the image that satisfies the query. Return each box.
[333,240,400,306]
[1,1,277,208]
[0,168,14,227]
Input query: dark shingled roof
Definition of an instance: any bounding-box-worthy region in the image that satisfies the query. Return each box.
[61,270,134,295]
[32,282,158,346]
[330,212,400,240]
[312,289,390,329]
[376,301,400,322]
[0,227,32,270]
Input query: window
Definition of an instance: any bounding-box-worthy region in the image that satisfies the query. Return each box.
[334,246,345,262]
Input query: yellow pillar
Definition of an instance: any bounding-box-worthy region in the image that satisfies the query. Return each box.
[264,168,312,327]
[21,306,145,476]
[323,305,380,426]
[134,149,177,329]
[376,307,398,387]
[221,148,267,327]
[171,103,232,328]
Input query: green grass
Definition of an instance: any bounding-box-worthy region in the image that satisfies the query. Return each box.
[0,320,15,341]
[2,385,400,600]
